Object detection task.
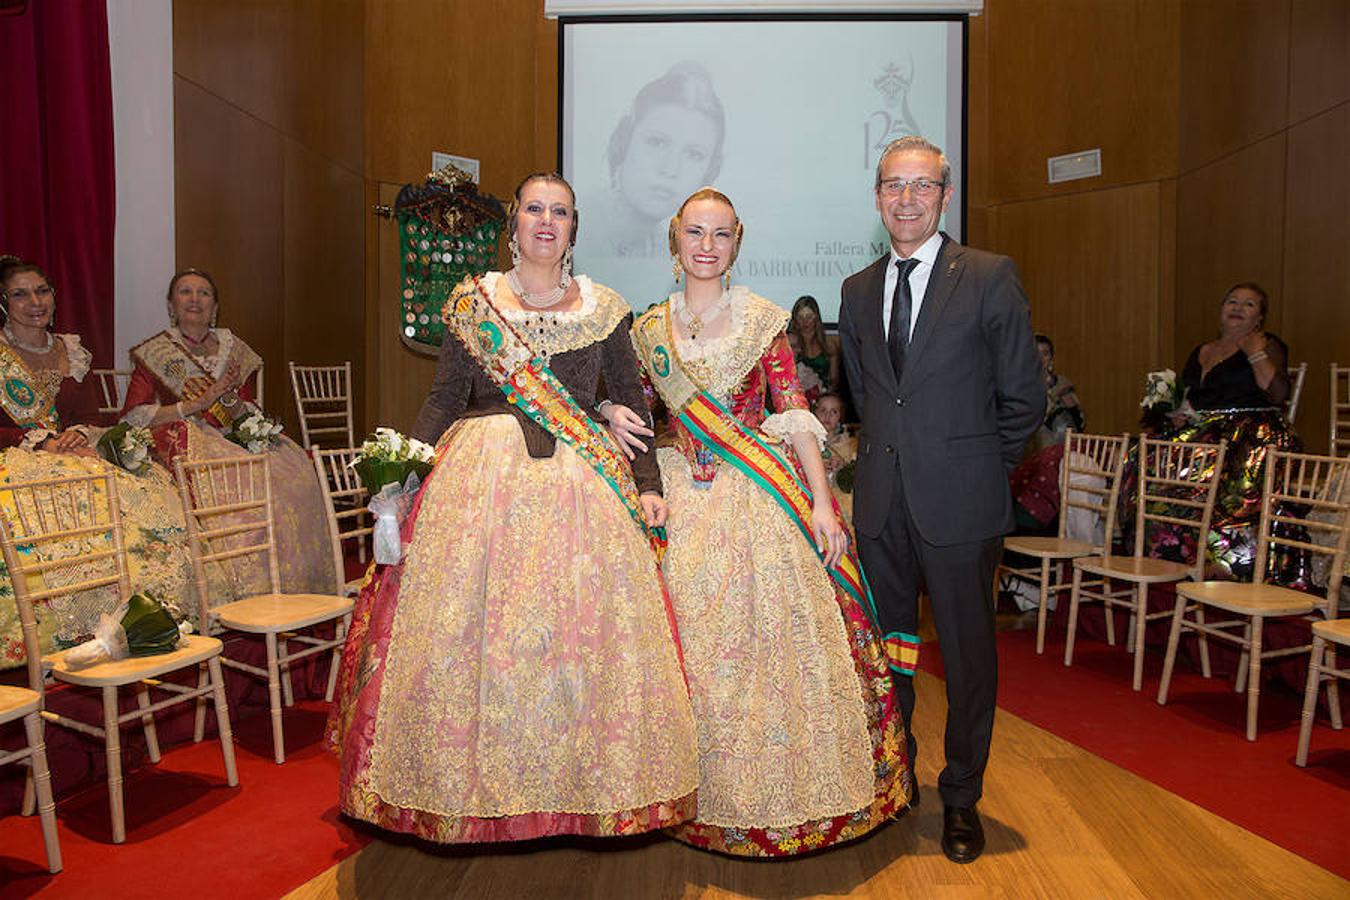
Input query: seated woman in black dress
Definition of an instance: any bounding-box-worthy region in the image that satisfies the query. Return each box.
[1155,281,1299,578]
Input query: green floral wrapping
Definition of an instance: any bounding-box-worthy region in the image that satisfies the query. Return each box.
[120,592,184,657]
[353,458,433,496]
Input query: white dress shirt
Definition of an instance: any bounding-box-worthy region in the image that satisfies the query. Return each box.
[881,230,945,341]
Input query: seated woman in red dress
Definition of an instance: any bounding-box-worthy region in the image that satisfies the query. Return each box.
[119,269,332,596]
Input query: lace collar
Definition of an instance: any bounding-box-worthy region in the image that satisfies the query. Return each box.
[660,287,789,398]
[168,327,238,378]
[0,332,93,383]
[478,271,628,355]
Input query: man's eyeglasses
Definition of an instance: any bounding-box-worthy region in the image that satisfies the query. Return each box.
[878,178,946,199]
[2,285,55,303]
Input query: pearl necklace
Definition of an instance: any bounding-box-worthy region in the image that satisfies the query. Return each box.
[507,267,572,309]
[676,289,732,340]
[3,325,54,354]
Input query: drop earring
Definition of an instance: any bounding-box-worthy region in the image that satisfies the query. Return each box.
[672,257,683,283]
[509,234,522,269]
[562,244,574,279]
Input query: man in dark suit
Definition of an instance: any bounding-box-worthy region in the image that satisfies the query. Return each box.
[839,136,1043,863]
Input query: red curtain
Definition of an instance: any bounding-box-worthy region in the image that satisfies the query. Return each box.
[0,0,115,365]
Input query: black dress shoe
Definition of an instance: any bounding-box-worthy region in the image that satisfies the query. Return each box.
[941,805,985,863]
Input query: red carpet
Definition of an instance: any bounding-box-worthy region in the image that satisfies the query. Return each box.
[922,628,1350,879]
[0,700,368,899]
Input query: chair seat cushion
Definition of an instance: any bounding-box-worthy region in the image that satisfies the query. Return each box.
[1177,581,1320,616]
[214,593,355,633]
[0,684,41,723]
[1005,536,1094,559]
[1075,554,1192,583]
[1312,618,1350,646]
[46,634,224,687]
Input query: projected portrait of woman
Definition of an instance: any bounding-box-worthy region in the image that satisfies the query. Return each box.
[593,62,726,258]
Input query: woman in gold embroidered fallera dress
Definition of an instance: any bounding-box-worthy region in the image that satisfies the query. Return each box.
[0,257,201,668]
[605,189,910,857]
[119,270,332,598]
[327,173,698,843]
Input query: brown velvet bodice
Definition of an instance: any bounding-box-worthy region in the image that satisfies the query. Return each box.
[411,309,662,496]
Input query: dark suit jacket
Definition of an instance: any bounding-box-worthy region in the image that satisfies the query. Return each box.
[838,234,1044,546]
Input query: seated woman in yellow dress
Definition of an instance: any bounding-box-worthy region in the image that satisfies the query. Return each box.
[119,269,332,597]
[0,256,202,668]
[605,188,909,857]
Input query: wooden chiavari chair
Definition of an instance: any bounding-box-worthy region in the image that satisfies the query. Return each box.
[0,470,237,843]
[1158,450,1350,741]
[1332,364,1350,457]
[1285,362,1307,425]
[0,684,61,871]
[175,454,354,763]
[90,368,132,417]
[1065,437,1227,691]
[312,447,373,600]
[289,362,355,449]
[997,431,1130,654]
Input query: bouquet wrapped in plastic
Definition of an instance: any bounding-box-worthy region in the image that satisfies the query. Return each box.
[96,423,154,475]
[351,428,436,564]
[226,411,284,453]
[1139,368,1187,432]
[64,592,191,669]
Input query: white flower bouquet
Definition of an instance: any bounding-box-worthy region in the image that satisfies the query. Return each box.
[226,411,284,453]
[96,423,154,475]
[1140,369,1183,412]
[351,428,436,564]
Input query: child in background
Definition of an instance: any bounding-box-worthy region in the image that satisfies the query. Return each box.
[813,393,854,475]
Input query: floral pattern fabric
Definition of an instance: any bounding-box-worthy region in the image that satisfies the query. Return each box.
[0,449,206,669]
[635,290,910,857]
[329,423,699,838]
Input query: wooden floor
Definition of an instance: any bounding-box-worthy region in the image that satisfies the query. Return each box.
[285,664,1348,899]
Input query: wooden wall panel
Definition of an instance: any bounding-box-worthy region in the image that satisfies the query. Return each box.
[173,76,287,414]
[1288,0,1350,125]
[1281,104,1350,453]
[987,183,1166,437]
[175,0,366,439]
[283,139,368,436]
[965,10,990,212]
[1173,135,1287,365]
[173,0,287,126]
[1178,0,1290,172]
[984,0,1180,204]
[363,1,557,194]
[285,0,365,177]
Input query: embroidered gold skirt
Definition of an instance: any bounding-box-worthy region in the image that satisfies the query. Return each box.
[657,446,909,857]
[331,415,698,843]
[0,448,208,669]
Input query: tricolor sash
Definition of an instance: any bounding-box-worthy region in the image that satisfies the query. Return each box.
[444,276,667,559]
[0,343,60,432]
[633,302,919,676]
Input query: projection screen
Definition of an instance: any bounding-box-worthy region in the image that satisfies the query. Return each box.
[560,15,966,321]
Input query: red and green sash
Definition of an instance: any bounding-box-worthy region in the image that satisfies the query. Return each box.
[444,276,667,560]
[634,303,918,676]
[0,343,60,432]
